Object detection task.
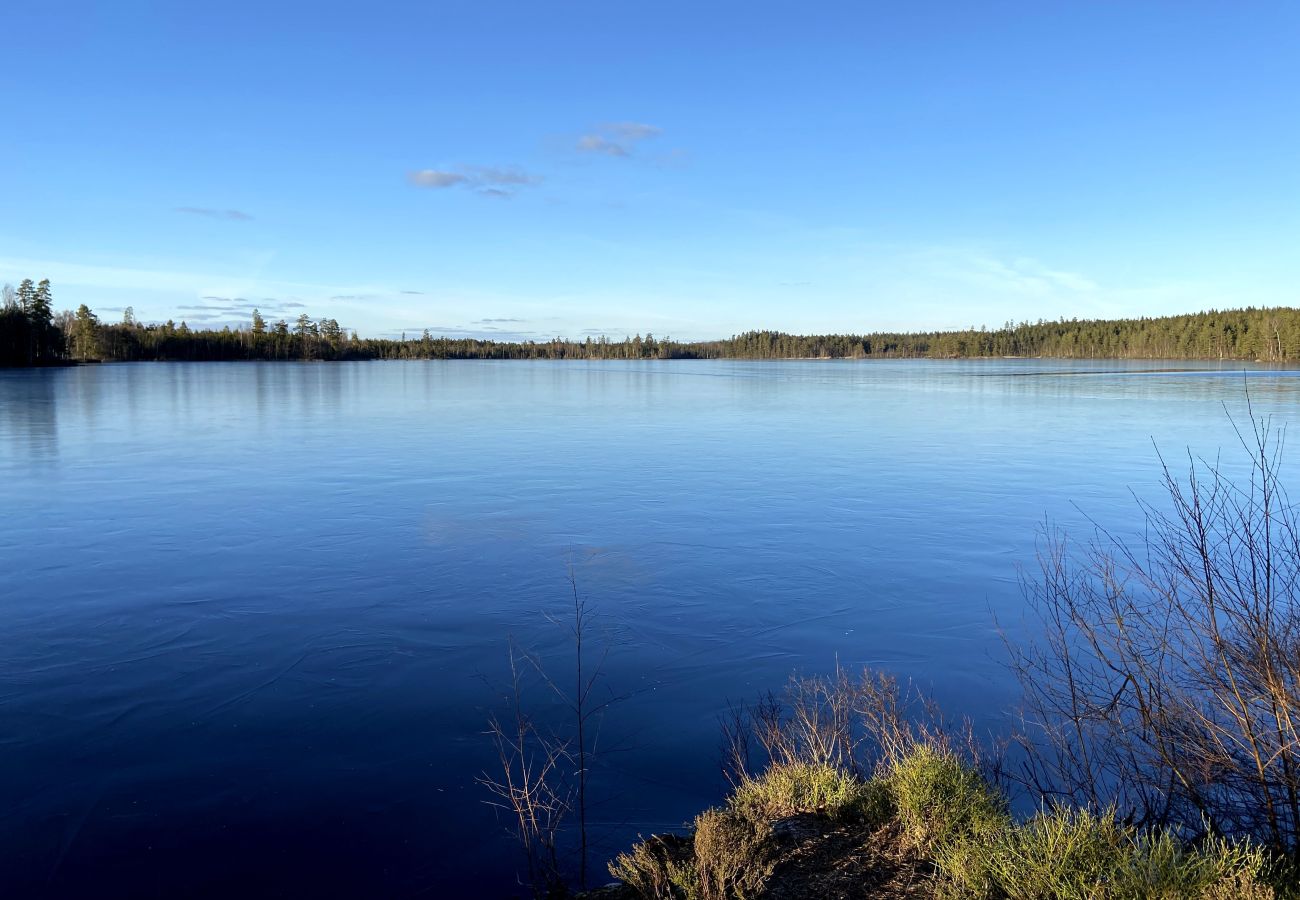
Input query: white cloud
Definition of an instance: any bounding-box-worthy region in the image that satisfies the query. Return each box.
[407,164,541,197]
[576,134,627,157]
[576,121,662,158]
[407,170,468,189]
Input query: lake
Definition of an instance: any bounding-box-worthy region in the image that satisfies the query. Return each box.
[2,359,1297,897]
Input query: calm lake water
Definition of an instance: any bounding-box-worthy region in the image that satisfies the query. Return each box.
[3,359,1298,897]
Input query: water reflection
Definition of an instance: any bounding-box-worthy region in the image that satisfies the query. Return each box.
[0,369,61,461]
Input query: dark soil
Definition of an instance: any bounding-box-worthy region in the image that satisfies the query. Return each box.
[582,814,934,899]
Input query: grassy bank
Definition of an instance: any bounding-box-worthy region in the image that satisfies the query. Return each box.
[601,748,1290,899]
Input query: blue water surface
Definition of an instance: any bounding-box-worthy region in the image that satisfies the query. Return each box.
[2,359,1297,897]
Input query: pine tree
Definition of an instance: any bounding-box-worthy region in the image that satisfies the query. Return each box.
[252,309,266,335]
[16,279,34,314]
[31,279,53,324]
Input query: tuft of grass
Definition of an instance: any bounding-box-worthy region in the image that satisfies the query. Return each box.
[728,761,870,824]
[886,745,1009,853]
[936,804,1277,900]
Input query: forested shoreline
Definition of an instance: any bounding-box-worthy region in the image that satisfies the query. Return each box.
[6,278,1300,366]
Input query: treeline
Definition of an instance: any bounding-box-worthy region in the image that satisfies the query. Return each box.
[0,280,65,366]
[711,308,1300,360]
[7,279,1300,365]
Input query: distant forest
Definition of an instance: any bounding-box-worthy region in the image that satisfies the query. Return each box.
[6,278,1300,366]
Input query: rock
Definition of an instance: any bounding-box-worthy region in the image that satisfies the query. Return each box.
[770,814,826,844]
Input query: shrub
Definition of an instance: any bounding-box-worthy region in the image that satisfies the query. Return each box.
[608,834,697,900]
[692,808,773,900]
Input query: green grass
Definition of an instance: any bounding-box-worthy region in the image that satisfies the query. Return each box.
[608,748,1282,899]
[936,805,1277,899]
[885,745,1009,853]
[727,761,874,824]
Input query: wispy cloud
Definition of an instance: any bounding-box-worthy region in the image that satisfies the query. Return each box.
[200,295,271,306]
[0,255,433,334]
[473,317,525,324]
[947,253,1100,297]
[576,135,628,157]
[175,207,253,221]
[467,166,540,186]
[407,170,467,188]
[407,164,542,198]
[576,121,662,158]
[606,122,661,141]
[385,325,539,340]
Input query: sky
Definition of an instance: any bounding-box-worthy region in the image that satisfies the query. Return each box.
[2,1,1297,341]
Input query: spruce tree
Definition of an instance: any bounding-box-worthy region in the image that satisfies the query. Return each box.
[73,304,99,359]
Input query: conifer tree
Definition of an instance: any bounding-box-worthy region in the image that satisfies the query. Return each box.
[31,279,53,324]
[16,279,34,314]
[73,304,99,359]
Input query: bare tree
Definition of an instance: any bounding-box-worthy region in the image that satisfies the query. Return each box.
[535,571,624,890]
[1011,402,1300,856]
[481,570,624,894]
[480,643,573,897]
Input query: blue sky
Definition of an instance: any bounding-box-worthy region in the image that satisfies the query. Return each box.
[2,1,1296,340]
